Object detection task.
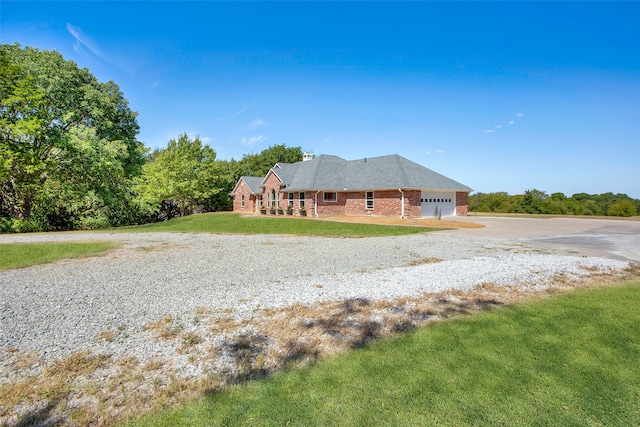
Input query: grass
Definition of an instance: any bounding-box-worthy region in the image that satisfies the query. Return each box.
[0,241,119,270]
[129,281,640,427]
[119,212,438,237]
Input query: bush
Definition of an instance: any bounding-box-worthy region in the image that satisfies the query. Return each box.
[10,218,43,233]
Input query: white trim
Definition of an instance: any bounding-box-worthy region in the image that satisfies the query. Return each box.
[323,191,337,202]
[365,191,374,210]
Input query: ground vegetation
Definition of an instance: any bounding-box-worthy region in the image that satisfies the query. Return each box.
[470,189,639,217]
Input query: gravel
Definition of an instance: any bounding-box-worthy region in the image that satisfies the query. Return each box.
[0,231,630,380]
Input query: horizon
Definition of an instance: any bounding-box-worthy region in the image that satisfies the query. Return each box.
[2,1,639,198]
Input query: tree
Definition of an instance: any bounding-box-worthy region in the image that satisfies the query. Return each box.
[0,44,144,230]
[608,199,638,217]
[134,134,221,217]
[236,144,303,178]
[515,189,548,214]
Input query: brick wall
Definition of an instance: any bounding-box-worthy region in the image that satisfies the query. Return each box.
[455,192,469,216]
[263,172,283,210]
[404,190,422,217]
[232,180,257,213]
[232,173,469,218]
[313,190,424,218]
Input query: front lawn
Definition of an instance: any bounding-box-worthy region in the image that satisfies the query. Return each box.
[0,241,119,271]
[123,212,437,237]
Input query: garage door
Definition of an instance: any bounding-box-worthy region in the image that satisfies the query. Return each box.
[421,192,454,217]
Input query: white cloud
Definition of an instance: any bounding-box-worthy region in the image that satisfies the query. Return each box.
[241,135,267,146]
[66,23,106,61]
[508,120,515,126]
[483,129,495,134]
[495,124,502,129]
[426,149,444,155]
[515,112,524,117]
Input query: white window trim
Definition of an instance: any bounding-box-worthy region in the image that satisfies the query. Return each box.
[299,192,305,208]
[366,191,374,210]
[323,192,337,202]
[241,195,245,207]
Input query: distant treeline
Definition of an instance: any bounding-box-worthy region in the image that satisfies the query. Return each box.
[469,190,639,217]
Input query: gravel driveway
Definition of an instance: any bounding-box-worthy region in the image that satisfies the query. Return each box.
[0,229,629,377]
[1,222,635,426]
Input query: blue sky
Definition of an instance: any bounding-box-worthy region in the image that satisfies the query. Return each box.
[2,1,639,198]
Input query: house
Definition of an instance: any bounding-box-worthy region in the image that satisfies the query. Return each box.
[230,154,472,218]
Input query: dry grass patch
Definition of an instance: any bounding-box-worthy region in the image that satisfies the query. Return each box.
[144,316,184,340]
[408,257,443,266]
[96,330,117,343]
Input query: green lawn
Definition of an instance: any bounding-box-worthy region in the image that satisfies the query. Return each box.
[121,212,437,237]
[0,241,118,270]
[130,281,640,426]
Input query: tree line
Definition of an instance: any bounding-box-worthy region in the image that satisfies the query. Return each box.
[2,45,637,232]
[469,190,639,217]
[1,44,302,232]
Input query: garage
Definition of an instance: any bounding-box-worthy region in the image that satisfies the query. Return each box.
[421,191,455,217]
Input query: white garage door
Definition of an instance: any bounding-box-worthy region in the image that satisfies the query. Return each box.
[421,192,455,217]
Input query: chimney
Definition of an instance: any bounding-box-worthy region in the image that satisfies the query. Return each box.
[303,152,314,161]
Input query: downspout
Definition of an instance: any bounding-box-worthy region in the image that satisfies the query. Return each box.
[314,191,320,218]
[398,189,405,219]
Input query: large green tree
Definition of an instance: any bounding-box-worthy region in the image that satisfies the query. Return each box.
[134,133,222,217]
[236,144,303,178]
[0,44,144,230]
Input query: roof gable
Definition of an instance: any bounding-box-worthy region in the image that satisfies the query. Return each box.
[230,176,263,195]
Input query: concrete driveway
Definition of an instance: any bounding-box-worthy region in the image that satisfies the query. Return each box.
[444,216,640,263]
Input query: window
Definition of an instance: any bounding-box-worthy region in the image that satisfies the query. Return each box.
[299,192,305,208]
[288,192,294,207]
[241,195,245,207]
[366,191,374,210]
[270,189,276,207]
[323,192,337,202]
[258,195,263,207]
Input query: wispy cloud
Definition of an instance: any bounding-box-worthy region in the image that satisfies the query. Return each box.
[483,112,523,135]
[246,119,267,130]
[426,149,445,155]
[215,101,255,121]
[241,135,267,146]
[66,23,106,62]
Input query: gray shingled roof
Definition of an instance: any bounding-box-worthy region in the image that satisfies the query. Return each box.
[233,176,264,195]
[276,154,472,192]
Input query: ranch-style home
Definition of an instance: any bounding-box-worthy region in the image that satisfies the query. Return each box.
[230,154,472,218]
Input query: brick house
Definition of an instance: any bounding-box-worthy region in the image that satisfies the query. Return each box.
[230,154,472,218]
